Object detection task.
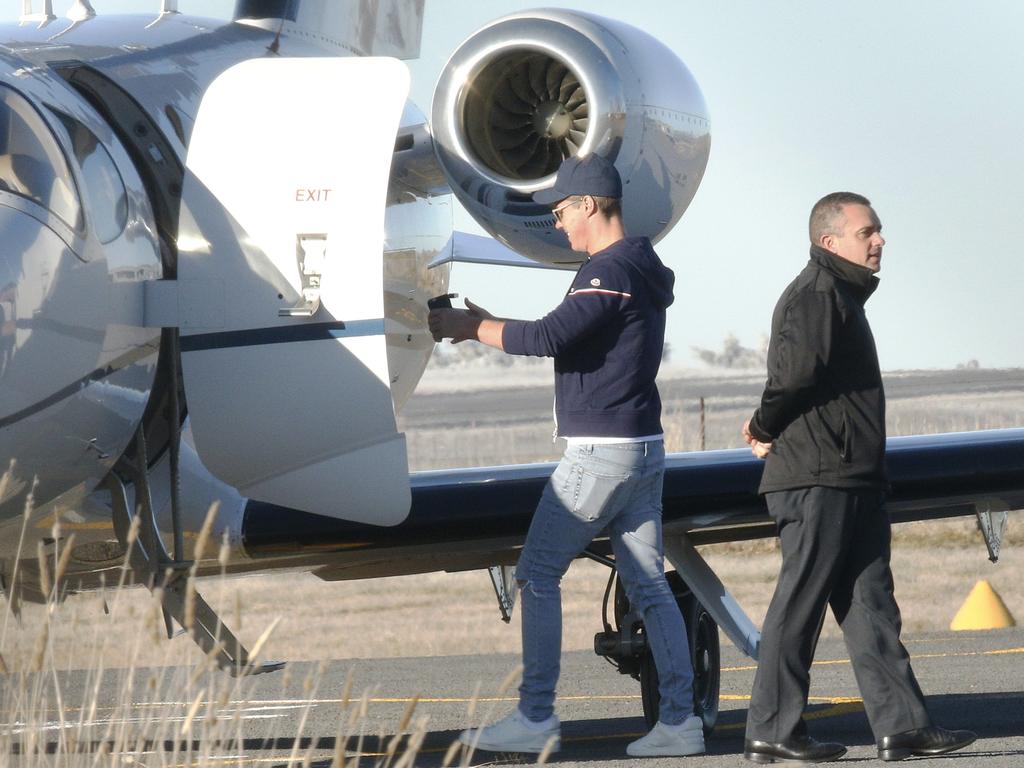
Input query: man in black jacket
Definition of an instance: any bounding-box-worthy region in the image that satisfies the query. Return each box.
[741,192,976,764]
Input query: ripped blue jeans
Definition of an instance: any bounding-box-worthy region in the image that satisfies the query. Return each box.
[515,441,694,724]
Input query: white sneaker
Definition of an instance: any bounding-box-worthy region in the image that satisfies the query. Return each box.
[627,715,705,757]
[458,709,561,754]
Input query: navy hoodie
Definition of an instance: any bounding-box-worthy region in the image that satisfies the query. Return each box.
[502,236,675,438]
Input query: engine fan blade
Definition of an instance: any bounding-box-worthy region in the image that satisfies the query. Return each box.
[528,55,548,102]
[545,61,568,101]
[489,102,533,131]
[565,85,586,112]
[493,82,533,116]
[489,125,535,151]
[507,64,539,108]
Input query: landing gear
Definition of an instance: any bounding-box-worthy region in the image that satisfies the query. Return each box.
[106,422,283,678]
[594,569,720,733]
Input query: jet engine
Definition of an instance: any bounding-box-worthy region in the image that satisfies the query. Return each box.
[431,9,711,263]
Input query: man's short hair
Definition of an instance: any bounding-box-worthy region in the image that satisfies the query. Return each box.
[592,195,621,217]
[809,192,872,244]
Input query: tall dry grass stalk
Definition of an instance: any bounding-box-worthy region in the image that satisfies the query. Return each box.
[0,496,489,767]
[455,663,523,768]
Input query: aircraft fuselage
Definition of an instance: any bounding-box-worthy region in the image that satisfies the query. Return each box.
[0,14,451,534]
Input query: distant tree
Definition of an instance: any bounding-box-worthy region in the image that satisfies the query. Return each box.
[691,333,768,370]
[429,338,544,368]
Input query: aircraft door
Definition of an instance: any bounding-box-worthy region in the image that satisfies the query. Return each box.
[177,58,411,525]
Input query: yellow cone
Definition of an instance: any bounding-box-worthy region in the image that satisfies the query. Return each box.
[950,580,1016,630]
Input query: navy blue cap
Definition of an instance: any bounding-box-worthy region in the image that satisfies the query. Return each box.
[533,153,623,205]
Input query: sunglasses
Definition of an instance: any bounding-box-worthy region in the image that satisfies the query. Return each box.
[552,197,584,222]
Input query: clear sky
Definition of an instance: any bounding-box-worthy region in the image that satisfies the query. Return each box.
[8,1,1023,370]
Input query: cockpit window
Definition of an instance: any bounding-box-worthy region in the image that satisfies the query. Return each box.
[0,85,81,230]
[51,111,128,244]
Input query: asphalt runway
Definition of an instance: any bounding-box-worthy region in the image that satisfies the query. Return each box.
[400,369,1024,431]
[13,627,1023,766]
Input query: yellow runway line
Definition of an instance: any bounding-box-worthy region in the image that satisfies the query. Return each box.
[726,643,1024,674]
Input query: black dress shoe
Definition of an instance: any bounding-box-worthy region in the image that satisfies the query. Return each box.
[877,726,977,761]
[744,736,847,764]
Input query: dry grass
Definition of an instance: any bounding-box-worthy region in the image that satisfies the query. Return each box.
[700,516,1024,638]
[5,518,1020,674]
[402,377,1024,467]
[0,534,445,767]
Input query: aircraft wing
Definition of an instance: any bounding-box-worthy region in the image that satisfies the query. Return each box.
[241,428,1024,581]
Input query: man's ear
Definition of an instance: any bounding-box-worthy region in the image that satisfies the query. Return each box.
[819,233,835,252]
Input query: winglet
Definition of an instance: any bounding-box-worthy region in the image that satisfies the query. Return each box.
[430,231,581,272]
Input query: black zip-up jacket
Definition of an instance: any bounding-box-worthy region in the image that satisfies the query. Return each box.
[502,236,674,438]
[748,245,886,493]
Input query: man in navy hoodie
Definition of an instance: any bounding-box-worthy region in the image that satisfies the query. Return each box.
[429,154,702,758]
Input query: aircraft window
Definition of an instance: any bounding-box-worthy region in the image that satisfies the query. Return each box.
[0,85,80,229]
[51,111,128,244]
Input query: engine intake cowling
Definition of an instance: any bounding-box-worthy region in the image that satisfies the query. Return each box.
[432,9,711,263]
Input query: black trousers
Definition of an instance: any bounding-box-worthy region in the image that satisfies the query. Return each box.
[745,486,931,743]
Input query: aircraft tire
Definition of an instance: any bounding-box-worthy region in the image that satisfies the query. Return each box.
[637,571,721,734]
